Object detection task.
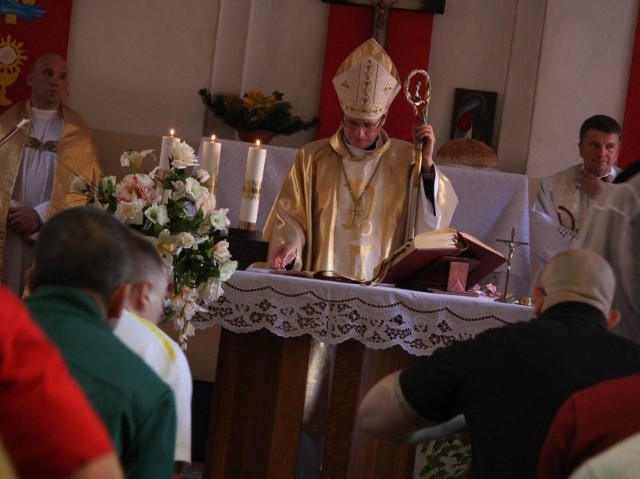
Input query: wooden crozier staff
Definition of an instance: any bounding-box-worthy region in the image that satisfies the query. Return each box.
[403,69,431,241]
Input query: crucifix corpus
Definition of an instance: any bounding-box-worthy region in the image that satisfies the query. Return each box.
[321,0,446,46]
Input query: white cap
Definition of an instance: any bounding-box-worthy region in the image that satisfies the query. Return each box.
[332,38,401,121]
[540,249,616,315]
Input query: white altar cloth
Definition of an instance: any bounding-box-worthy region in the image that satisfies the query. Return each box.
[195,269,534,357]
[201,138,532,295]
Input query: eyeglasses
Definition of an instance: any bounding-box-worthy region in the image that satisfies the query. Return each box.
[342,116,384,133]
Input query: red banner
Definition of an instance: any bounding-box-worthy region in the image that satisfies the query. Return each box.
[621,6,640,168]
[316,4,435,142]
[0,0,74,114]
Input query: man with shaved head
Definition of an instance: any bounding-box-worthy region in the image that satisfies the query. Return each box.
[356,249,640,479]
[0,52,101,295]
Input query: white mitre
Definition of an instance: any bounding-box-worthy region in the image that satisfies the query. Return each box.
[332,37,401,121]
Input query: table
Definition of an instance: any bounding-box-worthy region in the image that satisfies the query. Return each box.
[198,271,533,478]
[200,138,532,296]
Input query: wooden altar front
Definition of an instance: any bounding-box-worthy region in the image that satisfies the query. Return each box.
[198,270,534,478]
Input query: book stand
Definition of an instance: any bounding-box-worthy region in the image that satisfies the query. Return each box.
[400,256,478,295]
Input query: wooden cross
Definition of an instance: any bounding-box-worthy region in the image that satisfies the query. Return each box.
[322,0,446,46]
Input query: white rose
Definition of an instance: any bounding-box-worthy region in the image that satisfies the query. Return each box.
[170,141,198,169]
[178,232,196,249]
[213,239,232,261]
[115,201,143,225]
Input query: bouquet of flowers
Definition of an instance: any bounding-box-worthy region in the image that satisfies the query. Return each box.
[198,88,318,136]
[72,142,238,347]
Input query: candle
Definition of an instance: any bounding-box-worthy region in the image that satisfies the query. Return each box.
[158,129,180,170]
[238,140,267,229]
[201,134,221,176]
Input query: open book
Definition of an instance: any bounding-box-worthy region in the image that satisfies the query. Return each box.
[372,227,506,290]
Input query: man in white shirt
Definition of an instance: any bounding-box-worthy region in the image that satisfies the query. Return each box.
[530,114,622,281]
[114,232,193,478]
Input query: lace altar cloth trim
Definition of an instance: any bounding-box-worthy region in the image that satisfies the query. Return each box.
[194,271,533,356]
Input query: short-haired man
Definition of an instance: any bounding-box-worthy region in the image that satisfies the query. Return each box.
[25,206,176,479]
[530,115,622,280]
[114,232,193,478]
[356,249,640,479]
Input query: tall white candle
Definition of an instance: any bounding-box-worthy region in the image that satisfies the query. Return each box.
[159,129,180,170]
[201,134,221,175]
[238,140,267,228]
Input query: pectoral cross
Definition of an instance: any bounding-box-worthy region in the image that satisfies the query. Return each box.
[322,0,445,46]
[347,201,362,228]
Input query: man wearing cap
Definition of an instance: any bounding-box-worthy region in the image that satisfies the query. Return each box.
[356,249,640,479]
[264,38,458,280]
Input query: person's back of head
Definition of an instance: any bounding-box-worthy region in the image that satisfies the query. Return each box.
[126,232,169,324]
[30,206,134,310]
[535,249,619,326]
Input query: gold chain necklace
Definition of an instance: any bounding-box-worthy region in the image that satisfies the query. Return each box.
[340,156,383,228]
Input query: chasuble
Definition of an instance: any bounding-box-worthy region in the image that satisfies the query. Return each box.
[263,127,458,281]
[0,101,101,289]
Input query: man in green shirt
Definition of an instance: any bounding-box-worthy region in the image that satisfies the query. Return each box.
[26,206,176,479]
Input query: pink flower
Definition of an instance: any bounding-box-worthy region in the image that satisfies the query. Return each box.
[115,174,158,204]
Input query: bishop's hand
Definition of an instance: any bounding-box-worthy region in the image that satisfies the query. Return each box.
[413,123,436,173]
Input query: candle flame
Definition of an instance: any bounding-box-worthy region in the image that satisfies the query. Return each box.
[211,134,216,141]
[169,128,175,136]
[255,140,261,147]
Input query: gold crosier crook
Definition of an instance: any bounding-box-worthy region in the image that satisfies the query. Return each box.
[403,69,431,240]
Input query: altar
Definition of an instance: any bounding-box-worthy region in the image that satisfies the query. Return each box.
[196,138,534,478]
[196,270,534,478]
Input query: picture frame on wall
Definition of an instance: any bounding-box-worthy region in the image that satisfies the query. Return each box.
[449,88,497,148]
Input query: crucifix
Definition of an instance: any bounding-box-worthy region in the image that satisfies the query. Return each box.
[495,227,528,303]
[322,0,446,46]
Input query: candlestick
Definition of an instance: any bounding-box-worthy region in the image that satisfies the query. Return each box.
[238,140,266,230]
[158,129,180,170]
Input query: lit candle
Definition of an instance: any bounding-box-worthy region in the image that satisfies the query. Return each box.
[201,134,221,176]
[238,140,267,229]
[159,128,180,170]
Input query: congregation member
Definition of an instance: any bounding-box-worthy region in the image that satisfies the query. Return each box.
[0,286,124,479]
[530,114,622,280]
[264,37,458,280]
[537,373,640,479]
[25,206,176,479]
[115,232,192,479]
[577,160,640,343]
[356,249,640,479]
[0,52,101,295]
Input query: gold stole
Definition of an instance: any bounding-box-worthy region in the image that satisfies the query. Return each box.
[0,101,101,278]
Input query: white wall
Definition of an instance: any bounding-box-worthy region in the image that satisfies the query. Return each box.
[527,0,638,178]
